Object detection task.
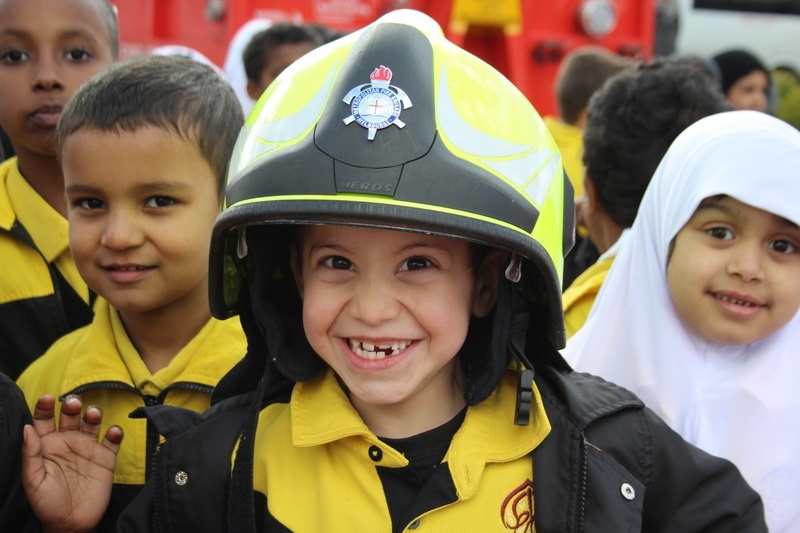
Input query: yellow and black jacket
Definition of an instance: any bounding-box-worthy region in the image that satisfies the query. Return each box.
[17,298,247,529]
[251,368,550,531]
[117,361,766,533]
[0,158,93,379]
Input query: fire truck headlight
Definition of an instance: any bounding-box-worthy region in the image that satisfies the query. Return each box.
[578,0,618,39]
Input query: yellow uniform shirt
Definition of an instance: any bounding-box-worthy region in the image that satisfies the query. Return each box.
[543,116,584,199]
[562,256,615,339]
[0,158,93,378]
[3,158,88,303]
[18,298,247,486]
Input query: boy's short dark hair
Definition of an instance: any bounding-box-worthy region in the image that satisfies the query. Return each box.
[582,57,731,228]
[554,46,633,125]
[242,23,323,84]
[96,0,120,60]
[56,54,244,199]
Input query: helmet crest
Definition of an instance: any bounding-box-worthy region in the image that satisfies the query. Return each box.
[342,64,413,140]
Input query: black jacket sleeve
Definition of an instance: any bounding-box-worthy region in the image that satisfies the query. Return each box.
[534,367,766,532]
[634,406,766,532]
[0,372,38,532]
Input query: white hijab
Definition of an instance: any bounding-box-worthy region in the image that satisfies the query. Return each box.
[563,110,800,532]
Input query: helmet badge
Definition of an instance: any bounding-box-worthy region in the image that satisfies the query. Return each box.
[343,65,412,140]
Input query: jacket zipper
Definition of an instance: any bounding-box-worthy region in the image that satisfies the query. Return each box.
[61,380,215,480]
[577,435,589,532]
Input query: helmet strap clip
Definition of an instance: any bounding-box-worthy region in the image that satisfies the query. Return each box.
[237,227,249,259]
[514,361,534,426]
[504,253,523,283]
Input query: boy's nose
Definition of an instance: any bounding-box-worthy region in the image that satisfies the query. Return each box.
[100,212,144,251]
[726,244,766,282]
[349,277,401,325]
[32,58,64,91]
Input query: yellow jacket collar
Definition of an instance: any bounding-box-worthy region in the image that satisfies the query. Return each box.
[291,367,550,498]
[57,298,246,396]
[3,158,69,262]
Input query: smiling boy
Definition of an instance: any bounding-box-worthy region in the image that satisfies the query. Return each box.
[291,225,505,437]
[16,54,247,531]
[0,0,118,379]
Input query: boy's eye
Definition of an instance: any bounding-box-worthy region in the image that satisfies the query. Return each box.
[706,227,734,240]
[65,48,91,62]
[399,256,433,271]
[144,196,176,208]
[0,48,28,63]
[76,198,105,210]
[769,239,797,254]
[322,256,353,270]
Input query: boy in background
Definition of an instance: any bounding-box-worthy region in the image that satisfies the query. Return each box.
[242,22,322,104]
[17,54,247,531]
[563,58,730,337]
[544,45,633,199]
[543,46,634,288]
[0,0,118,379]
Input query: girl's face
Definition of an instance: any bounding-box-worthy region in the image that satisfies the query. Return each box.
[726,70,769,112]
[667,195,800,345]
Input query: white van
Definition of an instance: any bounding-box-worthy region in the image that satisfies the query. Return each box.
[674,0,800,73]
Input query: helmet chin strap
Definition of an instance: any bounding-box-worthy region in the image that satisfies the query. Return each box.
[506,272,535,426]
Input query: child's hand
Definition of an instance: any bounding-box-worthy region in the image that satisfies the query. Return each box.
[21,394,123,533]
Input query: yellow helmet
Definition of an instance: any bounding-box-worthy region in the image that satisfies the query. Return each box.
[209,9,574,406]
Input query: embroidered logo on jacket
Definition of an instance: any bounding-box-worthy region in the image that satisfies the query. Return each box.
[501,479,534,532]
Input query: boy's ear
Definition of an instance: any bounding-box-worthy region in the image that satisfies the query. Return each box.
[246,80,263,102]
[583,173,599,212]
[289,244,304,299]
[472,249,509,318]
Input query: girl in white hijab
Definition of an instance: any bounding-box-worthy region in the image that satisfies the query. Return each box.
[563,110,800,532]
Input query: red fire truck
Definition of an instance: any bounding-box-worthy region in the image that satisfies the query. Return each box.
[112,0,656,116]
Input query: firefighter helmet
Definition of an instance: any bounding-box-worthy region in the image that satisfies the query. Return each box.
[209,9,574,400]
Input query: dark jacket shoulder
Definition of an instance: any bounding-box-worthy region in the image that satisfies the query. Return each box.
[533,366,766,532]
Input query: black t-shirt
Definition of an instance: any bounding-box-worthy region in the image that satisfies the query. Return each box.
[377,407,467,530]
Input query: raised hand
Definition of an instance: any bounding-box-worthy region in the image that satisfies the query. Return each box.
[22,395,123,533]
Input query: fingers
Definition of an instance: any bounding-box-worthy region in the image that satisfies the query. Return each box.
[58,394,84,432]
[21,425,44,492]
[31,395,111,442]
[102,425,124,456]
[81,404,104,440]
[21,424,42,463]
[31,395,58,436]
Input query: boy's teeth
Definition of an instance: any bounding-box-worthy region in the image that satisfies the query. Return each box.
[349,339,411,359]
